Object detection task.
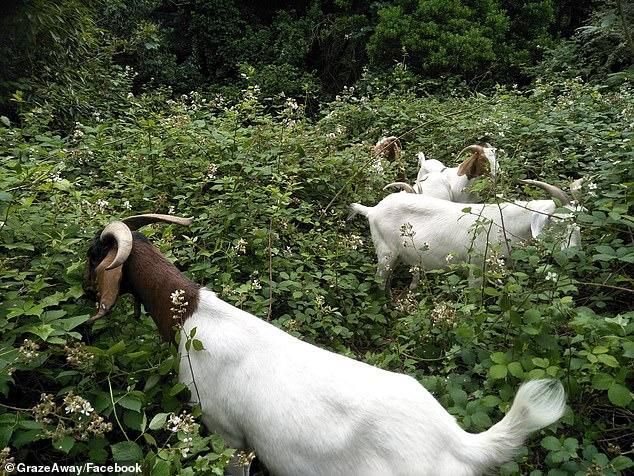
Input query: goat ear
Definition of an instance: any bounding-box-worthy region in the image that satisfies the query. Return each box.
[457,153,488,180]
[90,248,123,322]
[530,212,550,239]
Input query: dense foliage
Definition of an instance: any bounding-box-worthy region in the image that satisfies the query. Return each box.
[1,70,632,473]
[0,0,632,474]
[1,0,632,120]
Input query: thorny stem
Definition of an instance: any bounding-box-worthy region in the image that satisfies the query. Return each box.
[0,402,30,412]
[576,281,634,294]
[175,318,203,408]
[185,348,202,410]
[479,220,494,305]
[107,374,130,441]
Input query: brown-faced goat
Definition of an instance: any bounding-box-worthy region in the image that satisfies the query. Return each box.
[372,136,402,161]
[84,214,565,476]
[351,180,582,291]
[385,145,498,202]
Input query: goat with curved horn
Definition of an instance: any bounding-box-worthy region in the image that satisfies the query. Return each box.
[455,144,485,159]
[383,182,416,193]
[122,213,193,231]
[85,214,193,323]
[101,221,134,271]
[520,179,571,205]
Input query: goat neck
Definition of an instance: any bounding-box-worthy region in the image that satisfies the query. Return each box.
[122,233,200,342]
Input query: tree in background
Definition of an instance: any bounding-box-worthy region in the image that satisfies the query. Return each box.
[367,0,509,78]
[2,0,632,127]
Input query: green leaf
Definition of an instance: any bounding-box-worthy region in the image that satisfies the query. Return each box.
[53,435,75,453]
[143,433,157,446]
[562,437,578,452]
[152,459,171,476]
[159,357,174,375]
[192,339,204,351]
[607,383,632,407]
[449,387,468,406]
[111,441,143,463]
[123,410,143,431]
[611,455,633,471]
[168,382,187,396]
[470,411,492,428]
[490,352,507,364]
[107,341,126,355]
[532,357,549,368]
[56,315,90,331]
[118,395,142,412]
[144,374,161,392]
[481,395,501,408]
[25,324,55,341]
[0,424,13,448]
[591,373,614,390]
[507,361,524,378]
[18,420,43,430]
[541,435,561,451]
[148,412,169,431]
[597,354,619,368]
[489,364,508,380]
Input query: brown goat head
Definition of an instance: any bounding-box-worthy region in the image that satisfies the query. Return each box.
[456,145,490,180]
[372,136,402,161]
[83,214,193,323]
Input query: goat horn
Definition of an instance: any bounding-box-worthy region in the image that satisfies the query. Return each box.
[456,144,485,160]
[100,221,133,270]
[121,214,193,231]
[520,179,571,205]
[383,182,416,193]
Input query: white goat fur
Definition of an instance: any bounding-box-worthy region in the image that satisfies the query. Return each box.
[406,147,499,202]
[180,289,565,475]
[350,193,580,289]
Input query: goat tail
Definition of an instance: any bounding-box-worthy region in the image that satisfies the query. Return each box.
[460,380,566,471]
[348,203,372,221]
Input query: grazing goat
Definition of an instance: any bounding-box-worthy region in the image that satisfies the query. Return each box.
[84,214,566,476]
[372,136,402,161]
[386,144,498,202]
[351,180,581,291]
[373,136,405,179]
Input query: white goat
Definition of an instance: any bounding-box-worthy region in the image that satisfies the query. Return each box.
[351,180,581,291]
[84,214,566,476]
[386,144,499,202]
